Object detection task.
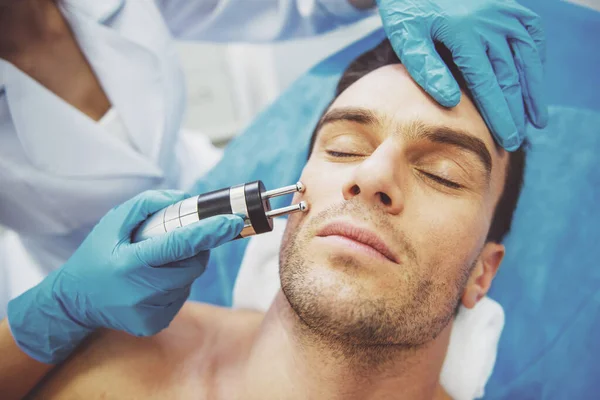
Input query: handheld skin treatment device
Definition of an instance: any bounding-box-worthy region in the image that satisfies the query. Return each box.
[132,181,308,242]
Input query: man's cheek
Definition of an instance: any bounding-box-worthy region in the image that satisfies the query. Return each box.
[416,207,485,268]
[295,177,338,220]
[302,159,348,194]
[285,207,306,235]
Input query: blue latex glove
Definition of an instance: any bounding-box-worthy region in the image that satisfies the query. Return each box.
[377,0,549,151]
[7,190,244,364]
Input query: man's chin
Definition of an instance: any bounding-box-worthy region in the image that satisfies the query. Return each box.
[281,276,408,349]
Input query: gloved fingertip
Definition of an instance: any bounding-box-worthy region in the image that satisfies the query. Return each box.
[437,89,461,108]
[531,106,550,129]
[402,51,462,109]
[179,214,245,251]
[428,77,461,108]
[499,132,522,152]
[220,213,246,224]
[159,190,190,202]
[217,214,245,235]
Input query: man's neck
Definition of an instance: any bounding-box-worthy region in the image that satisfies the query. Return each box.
[0,0,65,57]
[241,292,452,400]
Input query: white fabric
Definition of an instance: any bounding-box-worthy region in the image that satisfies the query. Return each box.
[0,232,44,320]
[156,0,373,41]
[298,0,373,22]
[233,218,505,400]
[175,130,224,193]
[98,108,134,147]
[0,0,370,311]
[0,233,8,319]
[0,129,222,320]
[442,295,505,400]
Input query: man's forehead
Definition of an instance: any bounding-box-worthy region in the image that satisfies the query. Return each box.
[325,64,506,166]
[330,65,424,113]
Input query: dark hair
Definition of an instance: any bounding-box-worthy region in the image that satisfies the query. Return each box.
[309,39,527,244]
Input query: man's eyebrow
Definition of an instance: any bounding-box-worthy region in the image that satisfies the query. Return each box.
[317,107,379,130]
[316,107,492,176]
[412,123,492,176]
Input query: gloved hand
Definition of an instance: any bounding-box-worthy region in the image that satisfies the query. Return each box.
[7,190,244,364]
[377,0,548,151]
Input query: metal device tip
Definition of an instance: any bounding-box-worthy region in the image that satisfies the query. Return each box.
[265,201,309,219]
[263,181,306,199]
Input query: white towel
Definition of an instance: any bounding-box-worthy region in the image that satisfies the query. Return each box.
[233,218,505,400]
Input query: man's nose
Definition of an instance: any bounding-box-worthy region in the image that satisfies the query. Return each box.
[342,144,404,215]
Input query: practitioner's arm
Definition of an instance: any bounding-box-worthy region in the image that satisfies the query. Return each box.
[0,318,53,400]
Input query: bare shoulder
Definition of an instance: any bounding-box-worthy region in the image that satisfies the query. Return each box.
[27,302,263,400]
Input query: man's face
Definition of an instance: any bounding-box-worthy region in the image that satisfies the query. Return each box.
[280,65,509,347]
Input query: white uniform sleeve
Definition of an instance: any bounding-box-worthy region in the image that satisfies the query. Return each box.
[0,233,8,319]
[155,0,375,42]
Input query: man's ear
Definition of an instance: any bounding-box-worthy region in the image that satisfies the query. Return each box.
[461,242,505,309]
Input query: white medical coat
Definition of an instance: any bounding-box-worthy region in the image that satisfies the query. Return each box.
[0,0,372,316]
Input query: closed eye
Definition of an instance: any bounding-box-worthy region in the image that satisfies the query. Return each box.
[418,170,462,189]
[326,150,361,158]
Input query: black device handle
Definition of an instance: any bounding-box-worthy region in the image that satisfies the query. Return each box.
[196,187,232,219]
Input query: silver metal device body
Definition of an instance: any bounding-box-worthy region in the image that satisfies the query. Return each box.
[133,196,200,242]
[133,182,306,243]
[229,184,257,237]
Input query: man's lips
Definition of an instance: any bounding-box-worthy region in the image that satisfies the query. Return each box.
[316,221,398,264]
